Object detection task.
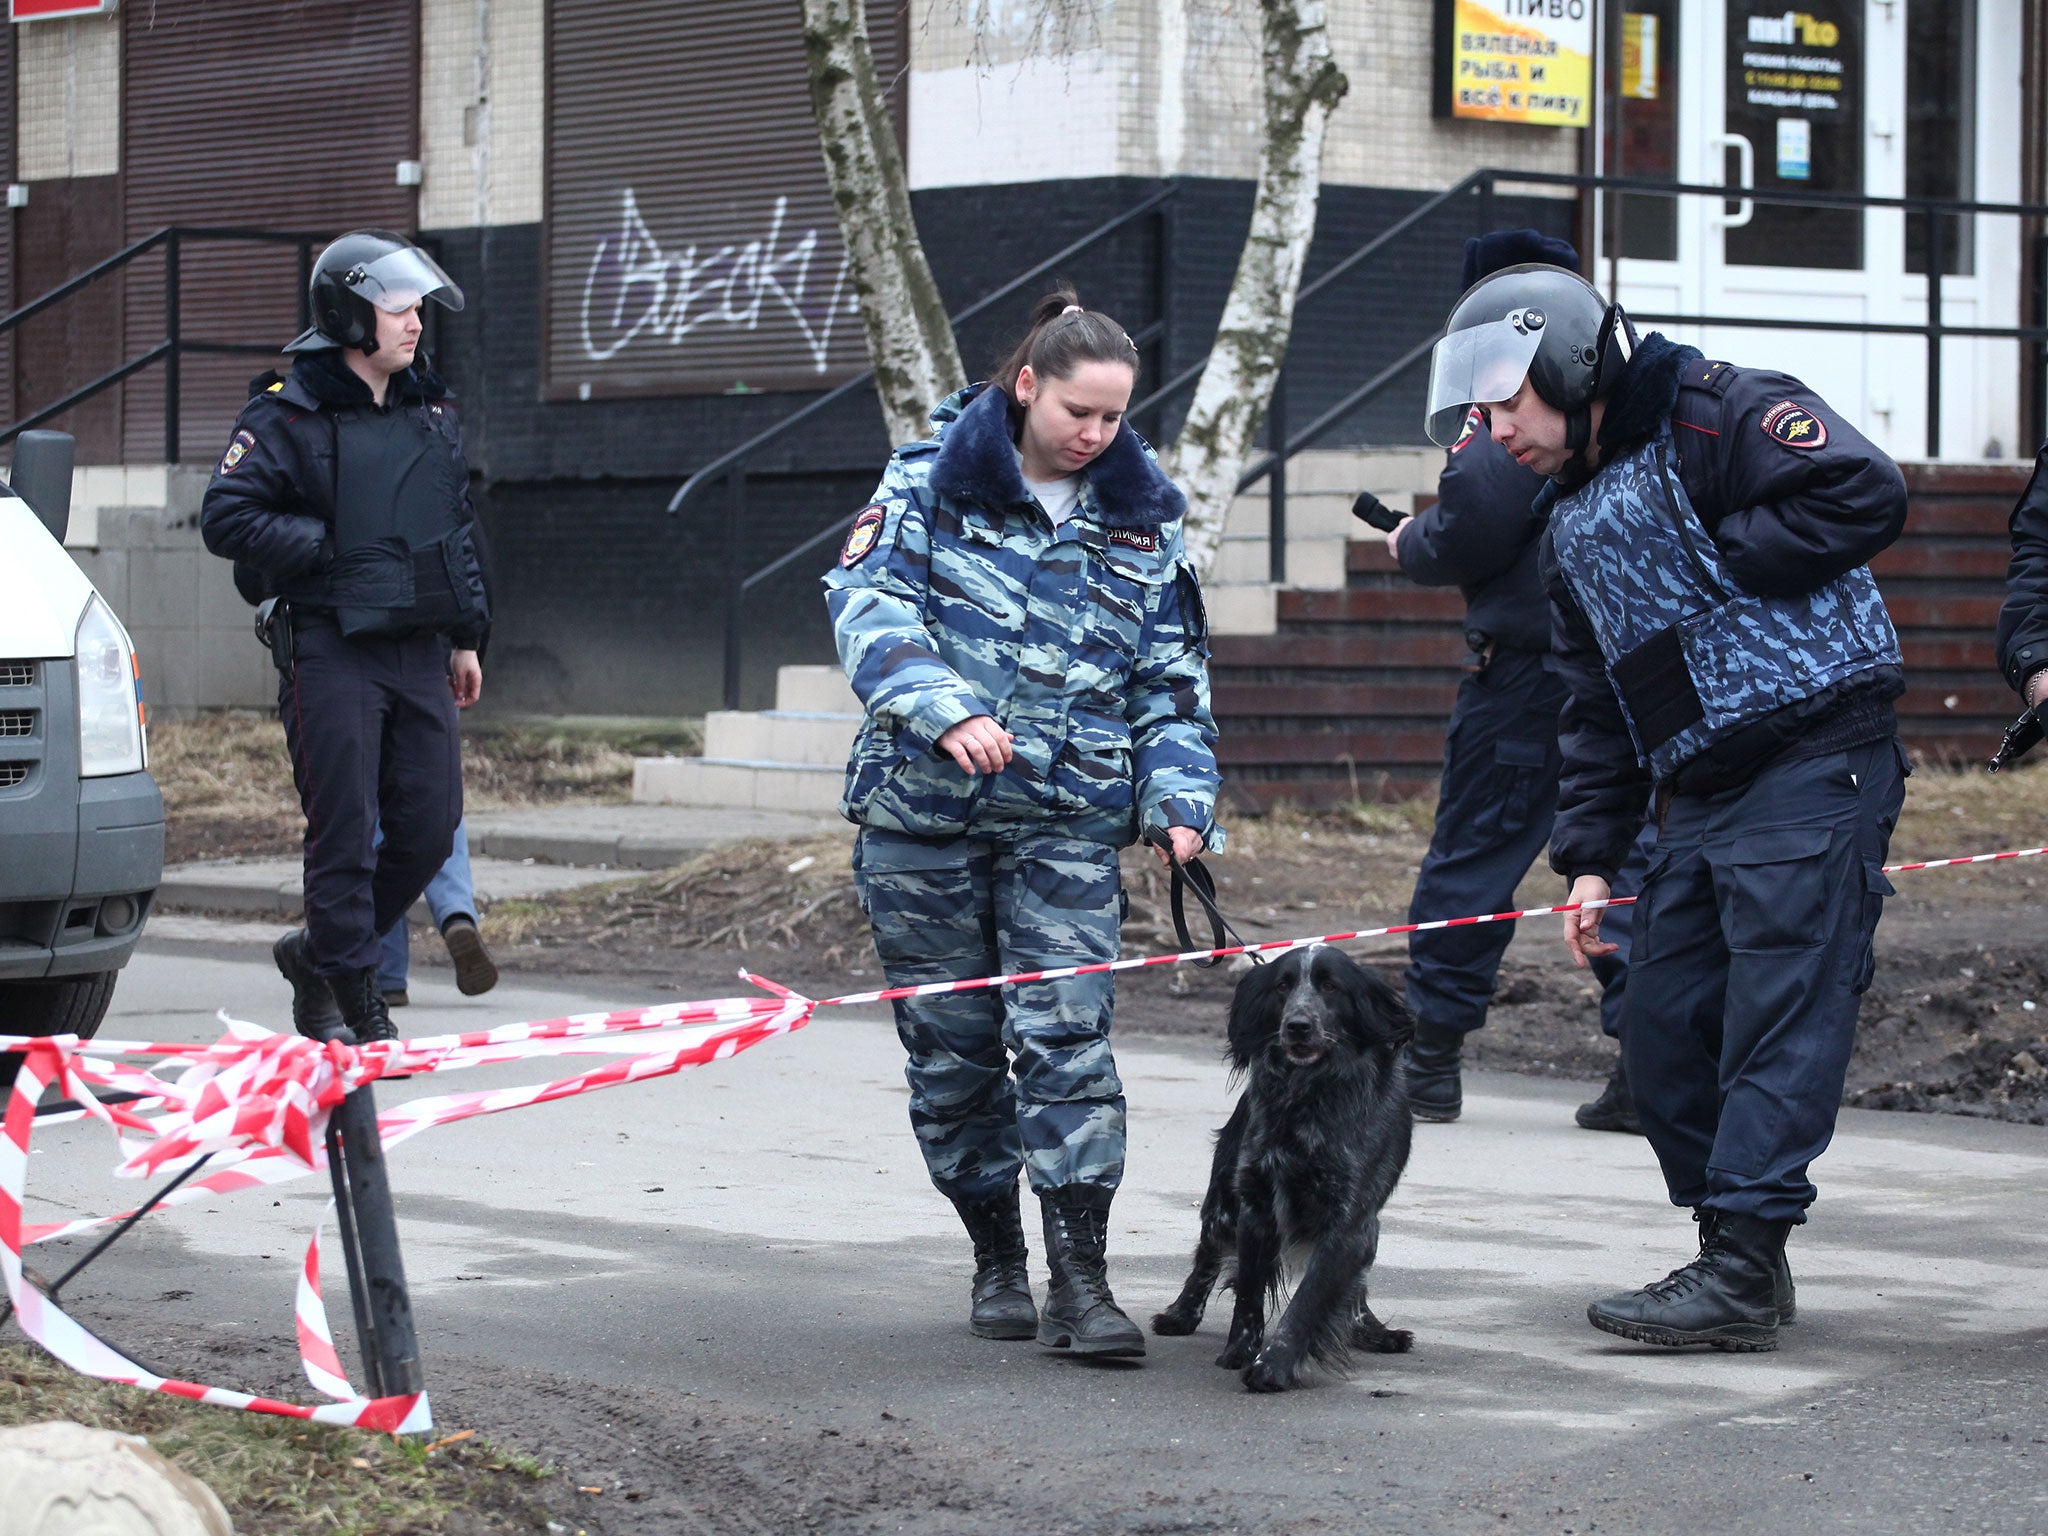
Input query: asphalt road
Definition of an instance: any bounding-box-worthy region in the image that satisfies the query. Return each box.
[13,928,2048,1534]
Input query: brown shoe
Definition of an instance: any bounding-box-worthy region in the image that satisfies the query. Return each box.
[440,915,498,996]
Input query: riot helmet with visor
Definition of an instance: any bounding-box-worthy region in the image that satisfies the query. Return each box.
[1424,264,1632,454]
[287,231,464,354]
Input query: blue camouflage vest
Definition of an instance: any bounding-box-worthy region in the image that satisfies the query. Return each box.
[1549,425,1901,781]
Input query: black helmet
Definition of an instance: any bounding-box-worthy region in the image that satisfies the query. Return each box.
[286,230,464,353]
[1424,264,1632,452]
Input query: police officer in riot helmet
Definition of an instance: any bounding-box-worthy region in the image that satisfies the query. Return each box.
[1426,263,1908,1351]
[200,230,488,1047]
[1362,230,1647,1132]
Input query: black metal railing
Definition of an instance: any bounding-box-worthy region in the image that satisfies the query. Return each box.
[676,186,1180,708]
[0,226,329,458]
[1110,169,2048,604]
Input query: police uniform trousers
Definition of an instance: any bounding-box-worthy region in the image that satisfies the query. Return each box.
[1406,649,1643,1041]
[1622,735,1906,1223]
[280,620,462,976]
[852,826,1126,1202]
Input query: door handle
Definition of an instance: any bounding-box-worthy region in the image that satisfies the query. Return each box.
[1710,133,1755,229]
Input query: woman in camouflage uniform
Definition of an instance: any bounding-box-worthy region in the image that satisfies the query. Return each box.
[824,292,1222,1360]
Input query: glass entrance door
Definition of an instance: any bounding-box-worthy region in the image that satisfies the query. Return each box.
[1606,2,2004,460]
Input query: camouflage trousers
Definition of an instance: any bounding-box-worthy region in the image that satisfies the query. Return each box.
[851,826,1126,1202]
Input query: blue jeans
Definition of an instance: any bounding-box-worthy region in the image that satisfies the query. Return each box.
[375,816,477,992]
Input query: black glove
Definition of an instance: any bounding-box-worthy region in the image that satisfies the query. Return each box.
[1350,491,1404,533]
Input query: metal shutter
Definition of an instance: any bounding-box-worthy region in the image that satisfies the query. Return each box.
[122,0,419,462]
[544,0,905,399]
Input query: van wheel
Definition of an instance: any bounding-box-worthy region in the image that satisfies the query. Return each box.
[0,971,117,1091]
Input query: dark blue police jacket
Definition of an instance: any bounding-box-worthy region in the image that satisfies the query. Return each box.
[1541,335,1909,882]
[200,350,490,651]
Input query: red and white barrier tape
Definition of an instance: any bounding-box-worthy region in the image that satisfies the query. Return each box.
[2,841,2041,1430]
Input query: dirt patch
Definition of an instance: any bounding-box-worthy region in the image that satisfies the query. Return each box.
[0,1341,554,1534]
[152,712,684,865]
[2,1328,1064,1536]
[481,761,2048,1124]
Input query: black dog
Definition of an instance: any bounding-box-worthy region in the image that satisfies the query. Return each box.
[1152,944,1415,1392]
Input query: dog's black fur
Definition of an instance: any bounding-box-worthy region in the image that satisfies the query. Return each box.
[1152,944,1416,1392]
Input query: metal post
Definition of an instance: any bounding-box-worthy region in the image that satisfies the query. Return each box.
[721,468,747,710]
[163,232,181,463]
[1267,371,1288,586]
[324,1084,422,1399]
[1926,207,1945,460]
[1477,172,1496,243]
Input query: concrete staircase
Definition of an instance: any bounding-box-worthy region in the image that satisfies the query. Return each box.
[633,664,858,814]
[630,450,1445,813]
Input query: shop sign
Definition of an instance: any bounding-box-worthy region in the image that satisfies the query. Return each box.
[1434,0,1593,128]
[10,0,117,19]
[1724,0,1862,269]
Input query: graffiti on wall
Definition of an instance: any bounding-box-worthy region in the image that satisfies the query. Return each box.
[579,189,859,371]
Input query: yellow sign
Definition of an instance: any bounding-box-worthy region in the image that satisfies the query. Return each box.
[1448,0,1594,128]
[1621,12,1658,100]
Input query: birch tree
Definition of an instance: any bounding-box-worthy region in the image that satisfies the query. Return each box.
[1162,0,1347,573]
[802,0,1346,577]
[800,0,965,446]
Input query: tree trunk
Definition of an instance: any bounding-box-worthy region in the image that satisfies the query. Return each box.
[1162,0,1347,576]
[801,0,966,446]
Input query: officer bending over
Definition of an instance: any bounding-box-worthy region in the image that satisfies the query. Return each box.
[1425,265,1907,1351]
[1368,229,1644,1130]
[201,231,487,1046]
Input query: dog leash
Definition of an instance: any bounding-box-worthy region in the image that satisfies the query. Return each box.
[1142,829,1264,967]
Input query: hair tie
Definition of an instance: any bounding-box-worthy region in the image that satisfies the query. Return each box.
[1061,304,1083,315]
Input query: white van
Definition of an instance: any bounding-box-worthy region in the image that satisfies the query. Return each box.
[0,432,163,1062]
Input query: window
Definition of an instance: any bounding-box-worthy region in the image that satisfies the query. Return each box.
[1905,0,1975,276]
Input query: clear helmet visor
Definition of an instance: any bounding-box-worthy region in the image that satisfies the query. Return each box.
[344,247,465,314]
[1423,315,1545,446]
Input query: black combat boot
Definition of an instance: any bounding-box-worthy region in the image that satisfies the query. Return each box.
[273,929,344,1042]
[949,1186,1037,1340]
[1699,1207,1795,1323]
[1574,1055,1641,1134]
[1037,1185,1144,1357]
[329,967,400,1046]
[1587,1211,1791,1351]
[1403,1022,1463,1123]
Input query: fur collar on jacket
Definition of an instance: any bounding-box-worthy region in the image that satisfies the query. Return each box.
[1595,332,1700,463]
[282,349,449,410]
[926,382,1186,530]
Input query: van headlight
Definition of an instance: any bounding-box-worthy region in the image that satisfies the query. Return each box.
[75,596,146,777]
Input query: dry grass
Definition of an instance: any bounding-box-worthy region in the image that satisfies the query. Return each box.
[1893,755,2048,861]
[148,710,682,863]
[0,1343,551,1534]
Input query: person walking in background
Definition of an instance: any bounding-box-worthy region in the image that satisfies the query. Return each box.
[200,231,488,1047]
[376,816,498,1006]
[825,291,1221,1361]
[1364,230,1646,1131]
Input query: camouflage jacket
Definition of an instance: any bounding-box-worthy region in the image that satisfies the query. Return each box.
[822,383,1223,849]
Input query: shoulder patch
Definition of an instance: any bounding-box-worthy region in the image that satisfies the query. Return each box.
[219,429,257,474]
[1107,527,1161,553]
[840,504,887,567]
[1761,400,1828,450]
[1449,405,1483,455]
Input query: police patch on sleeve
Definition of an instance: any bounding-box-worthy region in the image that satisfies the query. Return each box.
[840,504,887,567]
[220,430,256,474]
[1449,404,1484,455]
[1761,401,1828,450]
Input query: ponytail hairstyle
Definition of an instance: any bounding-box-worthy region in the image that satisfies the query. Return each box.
[994,287,1142,408]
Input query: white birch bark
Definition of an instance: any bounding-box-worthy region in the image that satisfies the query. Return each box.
[1162,0,1348,576]
[801,0,966,445]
